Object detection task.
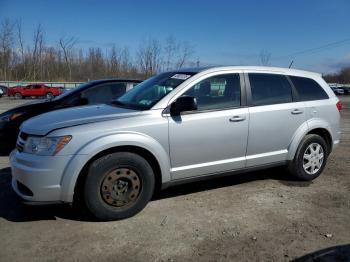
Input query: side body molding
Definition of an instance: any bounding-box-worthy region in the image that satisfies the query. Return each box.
[59,132,171,202]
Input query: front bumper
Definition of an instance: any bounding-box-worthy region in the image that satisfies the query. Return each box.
[10,150,74,203]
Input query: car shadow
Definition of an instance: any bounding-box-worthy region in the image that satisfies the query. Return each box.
[153,166,312,201]
[291,244,350,262]
[0,165,311,223]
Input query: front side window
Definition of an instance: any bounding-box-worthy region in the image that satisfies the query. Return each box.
[116,72,195,110]
[181,74,241,111]
[289,76,328,101]
[249,73,293,106]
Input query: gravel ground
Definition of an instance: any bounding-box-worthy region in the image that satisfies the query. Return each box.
[0,96,349,262]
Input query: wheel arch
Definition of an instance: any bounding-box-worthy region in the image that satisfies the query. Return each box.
[60,133,171,203]
[306,128,332,154]
[288,119,333,160]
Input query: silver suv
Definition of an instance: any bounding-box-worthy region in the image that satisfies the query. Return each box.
[10,66,342,220]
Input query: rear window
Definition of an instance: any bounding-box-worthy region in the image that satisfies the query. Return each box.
[289,76,328,101]
[249,73,293,106]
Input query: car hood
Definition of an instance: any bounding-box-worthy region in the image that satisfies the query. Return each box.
[21,104,139,136]
[0,99,52,117]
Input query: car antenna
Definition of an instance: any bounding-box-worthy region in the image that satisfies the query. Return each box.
[289,60,294,68]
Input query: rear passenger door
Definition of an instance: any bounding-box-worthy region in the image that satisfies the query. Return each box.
[245,72,306,167]
[288,75,330,124]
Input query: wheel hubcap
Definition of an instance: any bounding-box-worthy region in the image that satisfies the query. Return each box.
[100,168,141,208]
[303,143,324,175]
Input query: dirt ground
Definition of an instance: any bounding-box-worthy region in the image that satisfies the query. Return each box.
[0,96,349,262]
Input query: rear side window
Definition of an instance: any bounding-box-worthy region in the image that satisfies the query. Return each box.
[249,73,293,106]
[289,76,328,101]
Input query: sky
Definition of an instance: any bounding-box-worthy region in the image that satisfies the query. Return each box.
[1,0,350,74]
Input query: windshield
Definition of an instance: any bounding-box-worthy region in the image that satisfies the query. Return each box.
[115,72,195,110]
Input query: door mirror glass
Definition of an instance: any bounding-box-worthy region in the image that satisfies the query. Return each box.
[170,96,197,115]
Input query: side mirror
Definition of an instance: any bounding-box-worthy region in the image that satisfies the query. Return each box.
[170,96,197,115]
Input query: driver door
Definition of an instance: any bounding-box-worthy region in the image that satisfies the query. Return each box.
[168,73,249,180]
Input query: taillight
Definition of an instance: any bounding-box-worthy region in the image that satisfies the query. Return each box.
[336,101,342,111]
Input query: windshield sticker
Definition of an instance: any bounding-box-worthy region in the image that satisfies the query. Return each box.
[171,74,191,80]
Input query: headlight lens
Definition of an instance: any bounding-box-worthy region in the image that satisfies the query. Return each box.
[1,112,24,122]
[23,135,72,155]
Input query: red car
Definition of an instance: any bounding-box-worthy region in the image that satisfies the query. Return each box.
[7,84,62,99]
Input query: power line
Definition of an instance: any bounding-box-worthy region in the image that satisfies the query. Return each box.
[276,38,350,60]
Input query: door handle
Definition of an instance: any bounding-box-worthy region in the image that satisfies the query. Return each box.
[291,109,303,115]
[229,116,246,122]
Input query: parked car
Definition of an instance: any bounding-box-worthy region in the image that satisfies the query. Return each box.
[0,85,7,96]
[0,79,141,154]
[330,86,345,95]
[338,86,350,94]
[10,66,341,221]
[0,88,3,97]
[7,83,62,99]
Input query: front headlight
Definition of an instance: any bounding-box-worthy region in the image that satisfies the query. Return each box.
[23,135,72,156]
[1,112,24,122]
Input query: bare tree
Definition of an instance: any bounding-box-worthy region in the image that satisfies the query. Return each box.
[31,24,45,80]
[0,18,199,82]
[0,19,15,80]
[260,49,271,66]
[175,41,194,69]
[163,36,194,70]
[163,36,179,71]
[59,35,77,81]
[137,38,162,77]
[15,19,26,79]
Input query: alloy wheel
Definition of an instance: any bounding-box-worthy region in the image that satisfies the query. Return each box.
[303,143,324,175]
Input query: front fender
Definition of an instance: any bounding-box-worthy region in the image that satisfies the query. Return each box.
[60,132,171,202]
[287,118,332,160]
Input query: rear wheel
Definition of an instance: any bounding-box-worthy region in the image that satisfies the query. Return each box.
[83,152,155,220]
[288,134,328,181]
[14,92,23,99]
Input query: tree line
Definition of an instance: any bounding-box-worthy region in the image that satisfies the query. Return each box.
[0,19,196,82]
[323,67,350,84]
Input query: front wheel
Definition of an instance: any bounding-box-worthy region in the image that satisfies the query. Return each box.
[14,92,23,99]
[46,92,54,100]
[288,134,328,181]
[83,152,155,221]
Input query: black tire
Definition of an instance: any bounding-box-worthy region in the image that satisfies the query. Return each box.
[83,152,155,221]
[46,92,54,100]
[14,92,23,99]
[288,134,328,181]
